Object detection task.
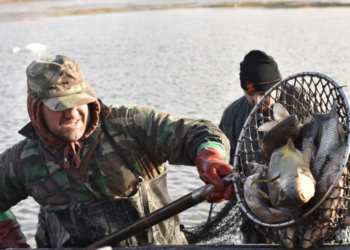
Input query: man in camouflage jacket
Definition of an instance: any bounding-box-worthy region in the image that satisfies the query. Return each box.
[0,55,235,248]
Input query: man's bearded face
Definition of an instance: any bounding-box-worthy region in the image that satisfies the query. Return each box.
[42,104,91,142]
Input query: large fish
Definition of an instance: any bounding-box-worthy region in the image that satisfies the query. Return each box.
[294,103,347,248]
[276,226,295,249]
[314,144,346,203]
[295,114,324,165]
[258,103,301,159]
[244,162,297,249]
[298,117,321,155]
[311,102,346,179]
[267,139,316,209]
[300,167,349,249]
[243,167,290,223]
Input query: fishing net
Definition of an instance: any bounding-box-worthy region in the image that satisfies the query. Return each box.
[183,72,350,248]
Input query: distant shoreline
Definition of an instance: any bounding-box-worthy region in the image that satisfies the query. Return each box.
[1,0,349,22]
[1,0,350,9]
[0,0,45,2]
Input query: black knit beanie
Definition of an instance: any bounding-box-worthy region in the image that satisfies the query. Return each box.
[240,50,282,92]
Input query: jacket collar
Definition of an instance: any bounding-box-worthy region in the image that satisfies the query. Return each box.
[18,122,37,140]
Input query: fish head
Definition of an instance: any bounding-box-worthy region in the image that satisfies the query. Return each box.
[270,172,316,208]
[268,139,316,208]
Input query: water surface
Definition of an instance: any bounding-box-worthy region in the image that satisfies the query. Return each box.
[0,1,350,247]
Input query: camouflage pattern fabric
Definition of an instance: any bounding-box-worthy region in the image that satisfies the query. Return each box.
[0,100,229,214]
[26,55,97,111]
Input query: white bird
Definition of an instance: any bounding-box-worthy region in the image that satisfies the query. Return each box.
[12,43,47,53]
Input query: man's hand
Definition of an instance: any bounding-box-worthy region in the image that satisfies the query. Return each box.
[0,211,30,248]
[196,148,236,203]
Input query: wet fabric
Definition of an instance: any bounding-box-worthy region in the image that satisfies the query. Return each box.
[36,172,187,247]
[35,207,71,248]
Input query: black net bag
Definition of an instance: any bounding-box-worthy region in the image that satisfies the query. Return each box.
[233,72,350,248]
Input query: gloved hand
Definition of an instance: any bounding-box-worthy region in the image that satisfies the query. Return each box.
[196,148,235,203]
[0,211,30,248]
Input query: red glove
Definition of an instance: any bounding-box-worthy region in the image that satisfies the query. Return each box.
[0,215,30,248]
[196,148,235,203]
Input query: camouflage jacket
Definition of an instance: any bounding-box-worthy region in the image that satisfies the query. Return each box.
[0,101,229,213]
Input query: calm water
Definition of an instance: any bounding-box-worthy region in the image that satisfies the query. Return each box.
[1,0,350,247]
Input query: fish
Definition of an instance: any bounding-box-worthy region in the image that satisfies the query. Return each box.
[258,103,301,159]
[294,114,325,165]
[246,161,266,175]
[258,103,291,132]
[341,215,350,227]
[313,144,346,203]
[299,101,348,249]
[298,118,321,154]
[244,162,296,248]
[311,102,346,178]
[246,101,348,249]
[243,172,291,223]
[300,169,347,249]
[300,222,330,249]
[267,138,316,209]
[276,226,295,249]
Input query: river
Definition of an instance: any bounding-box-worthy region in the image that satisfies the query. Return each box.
[0,0,350,247]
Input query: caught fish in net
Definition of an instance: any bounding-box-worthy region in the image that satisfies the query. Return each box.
[183,72,350,248]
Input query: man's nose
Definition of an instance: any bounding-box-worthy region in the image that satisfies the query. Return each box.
[63,107,79,117]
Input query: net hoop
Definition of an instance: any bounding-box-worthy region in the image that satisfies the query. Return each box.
[233,71,350,228]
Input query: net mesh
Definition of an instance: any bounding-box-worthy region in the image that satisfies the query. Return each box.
[183,72,350,248]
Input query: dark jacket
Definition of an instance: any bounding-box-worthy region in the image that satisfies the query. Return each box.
[219,96,254,165]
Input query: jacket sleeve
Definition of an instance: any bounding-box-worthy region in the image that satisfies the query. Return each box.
[0,145,28,212]
[122,105,230,166]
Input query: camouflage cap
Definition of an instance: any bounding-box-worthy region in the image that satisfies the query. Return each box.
[26,55,97,111]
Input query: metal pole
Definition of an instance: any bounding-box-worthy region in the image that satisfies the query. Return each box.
[87,173,237,248]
